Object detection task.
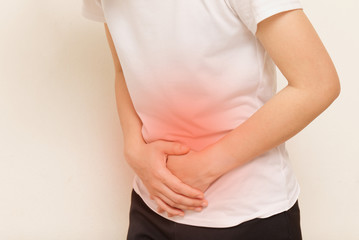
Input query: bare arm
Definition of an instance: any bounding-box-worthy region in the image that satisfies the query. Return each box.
[206,9,340,175]
[167,9,341,195]
[104,23,207,216]
[104,23,144,148]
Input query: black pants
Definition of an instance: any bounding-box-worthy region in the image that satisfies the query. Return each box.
[127,190,302,240]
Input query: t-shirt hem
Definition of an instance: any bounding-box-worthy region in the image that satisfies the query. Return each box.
[132,177,301,228]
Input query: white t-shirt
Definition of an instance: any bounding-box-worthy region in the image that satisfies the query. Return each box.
[82,0,303,228]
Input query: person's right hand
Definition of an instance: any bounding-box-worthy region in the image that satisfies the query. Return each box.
[124,139,208,217]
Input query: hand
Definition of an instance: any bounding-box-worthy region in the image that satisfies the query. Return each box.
[166,150,216,193]
[124,139,208,217]
[162,149,220,216]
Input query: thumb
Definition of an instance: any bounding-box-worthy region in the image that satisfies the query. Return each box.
[156,140,190,155]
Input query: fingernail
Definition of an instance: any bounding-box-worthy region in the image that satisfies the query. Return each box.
[202,201,208,207]
[196,194,204,199]
[195,207,202,212]
[178,212,185,217]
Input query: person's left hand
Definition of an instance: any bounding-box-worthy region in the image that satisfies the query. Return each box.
[159,149,220,216]
[167,150,215,192]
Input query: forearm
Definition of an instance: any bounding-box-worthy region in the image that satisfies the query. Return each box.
[104,23,145,149]
[169,10,341,196]
[114,72,145,148]
[204,83,340,179]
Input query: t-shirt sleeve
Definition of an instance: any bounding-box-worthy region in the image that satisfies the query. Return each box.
[81,0,106,22]
[226,0,303,35]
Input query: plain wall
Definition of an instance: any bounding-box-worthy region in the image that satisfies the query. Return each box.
[0,0,358,239]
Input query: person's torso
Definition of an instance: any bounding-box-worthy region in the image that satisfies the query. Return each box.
[103,0,276,150]
[101,0,299,227]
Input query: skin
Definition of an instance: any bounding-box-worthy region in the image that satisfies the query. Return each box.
[104,9,341,217]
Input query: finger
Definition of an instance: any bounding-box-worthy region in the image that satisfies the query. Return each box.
[157,206,165,214]
[153,196,184,217]
[159,184,207,209]
[156,140,190,155]
[157,192,203,212]
[161,168,205,199]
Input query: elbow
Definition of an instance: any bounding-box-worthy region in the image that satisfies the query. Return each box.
[335,77,341,98]
[318,75,341,106]
[328,75,341,102]
[327,64,341,101]
[302,73,341,111]
[309,60,341,103]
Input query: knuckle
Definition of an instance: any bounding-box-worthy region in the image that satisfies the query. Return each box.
[168,203,177,209]
[171,182,182,193]
[173,185,181,193]
[153,171,161,180]
[175,204,185,210]
[152,183,162,192]
[153,172,165,182]
[157,176,165,184]
[155,168,166,178]
[147,179,156,187]
[166,199,176,208]
[172,194,182,203]
[169,200,179,208]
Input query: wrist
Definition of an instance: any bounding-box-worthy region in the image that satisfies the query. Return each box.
[201,142,236,181]
[124,134,146,159]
